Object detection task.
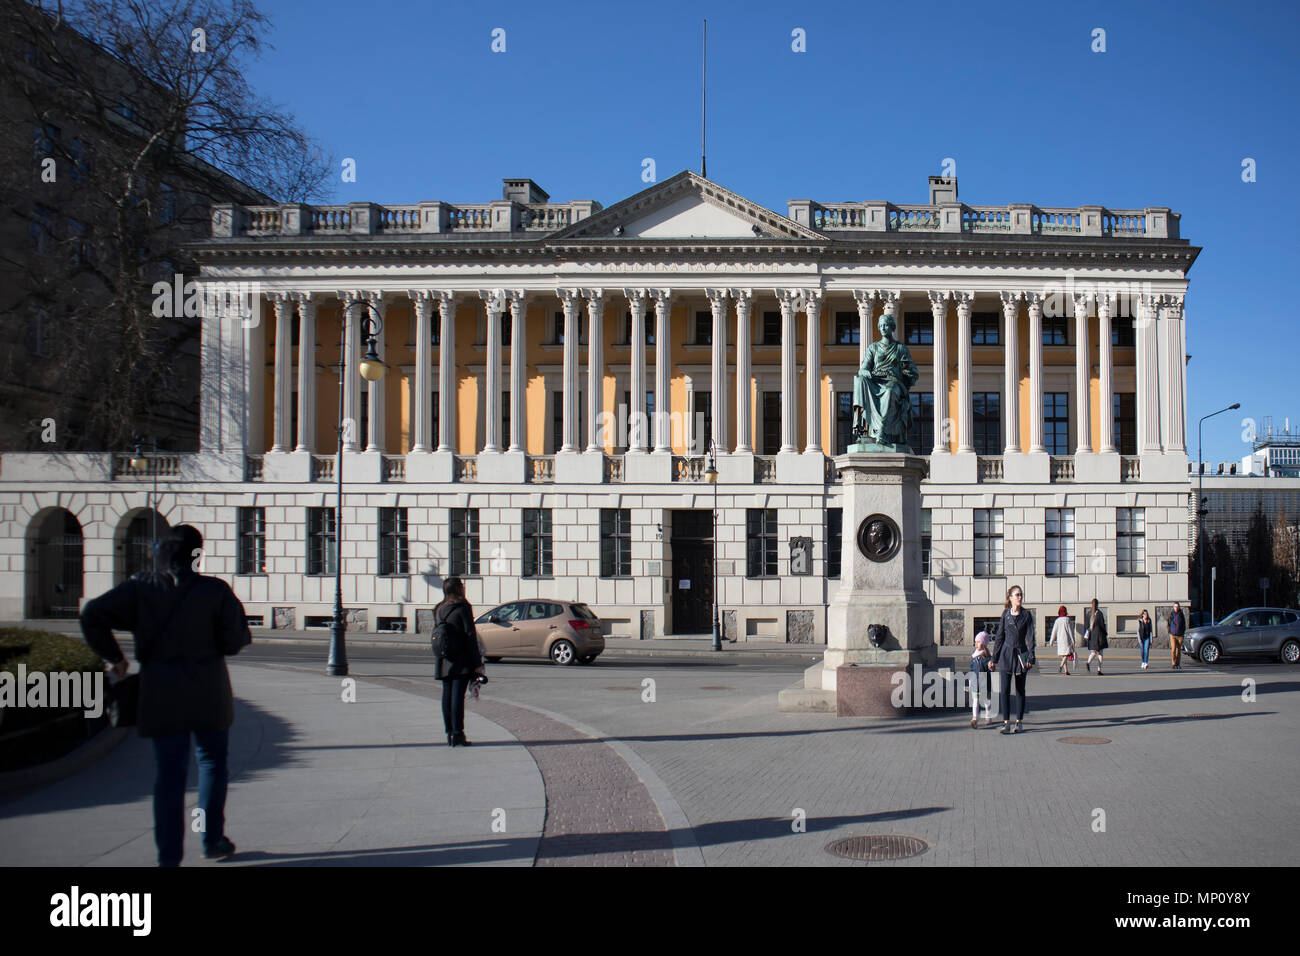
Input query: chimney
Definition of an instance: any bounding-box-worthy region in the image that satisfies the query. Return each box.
[928,174,958,205]
[502,178,550,204]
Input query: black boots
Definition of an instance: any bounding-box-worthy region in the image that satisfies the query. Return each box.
[449,732,472,747]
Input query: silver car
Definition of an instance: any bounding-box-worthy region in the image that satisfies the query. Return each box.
[1184,607,1300,665]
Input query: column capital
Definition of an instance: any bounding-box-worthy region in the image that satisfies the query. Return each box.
[1158,293,1185,315]
[288,290,315,306]
[777,288,807,310]
[480,288,508,314]
[649,288,673,309]
[803,288,823,312]
[584,289,607,318]
[999,290,1022,309]
[1025,291,1044,314]
[705,288,730,308]
[622,287,648,308]
[1096,292,1113,318]
[853,289,875,308]
[507,289,527,312]
[953,290,975,312]
[927,289,950,309]
[727,288,753,307]
[1072,290,1093,316]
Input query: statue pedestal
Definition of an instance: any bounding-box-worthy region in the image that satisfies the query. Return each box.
[779,453,944,716]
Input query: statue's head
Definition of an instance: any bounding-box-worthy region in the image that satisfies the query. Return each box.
[877,313,896,341]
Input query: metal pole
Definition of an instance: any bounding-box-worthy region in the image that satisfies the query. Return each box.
[1211,566,1216,624]
[328,305,350,676]
[711,439,721,651]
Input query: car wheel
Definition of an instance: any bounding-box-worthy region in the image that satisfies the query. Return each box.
[577,654,597,665]
[485,656,502,663]
[1199,640,1221,665]
[550,639,576,665]
[1281,639,1300,665]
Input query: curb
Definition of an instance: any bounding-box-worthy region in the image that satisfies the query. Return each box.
[0,724,130,800]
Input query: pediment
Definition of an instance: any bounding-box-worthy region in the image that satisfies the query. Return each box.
[550,170,822,241]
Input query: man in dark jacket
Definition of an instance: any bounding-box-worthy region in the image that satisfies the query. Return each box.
[80,524,251,866]
[1169,602,1187,669]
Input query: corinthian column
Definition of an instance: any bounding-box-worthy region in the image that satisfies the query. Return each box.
[928,290,949,455]
[778,289,800,453]
[706,288,729,455]
[339,291,362,452]
[1098,293,1115,453]
[295,293,317,453]
[1137,295,1161,453]
[585,289,605,452]
[1161,294,1187,453]
[625,289,648,452]
[1027,293,1045,454]
[269,292,293,452]
[1000,291,1020,455]
[805,289,823,454]
[435,292,456,453]
[508,291,526,452]
[1074,292,1092,454]
[955,291,974,454]
[480,289,505,453]
[732,289,753,453]
[365,295,387,453]
[559,290,579,455]
[410,291,434,453]
[651,289,673,453]
[853,290,875,367]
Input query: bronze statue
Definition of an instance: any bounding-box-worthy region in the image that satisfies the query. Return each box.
[851,313,920,452]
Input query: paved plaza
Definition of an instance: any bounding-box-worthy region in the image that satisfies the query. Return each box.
[1,637,1296,867]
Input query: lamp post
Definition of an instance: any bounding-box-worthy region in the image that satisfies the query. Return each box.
[329,300,386,677]
[705,438,722,651]
[129,437,159,572]
[1198,402,1239,622]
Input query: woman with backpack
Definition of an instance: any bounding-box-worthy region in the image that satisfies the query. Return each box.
[433,576,484,747]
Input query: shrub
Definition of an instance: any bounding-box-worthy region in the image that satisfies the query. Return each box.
[0,627,103,676]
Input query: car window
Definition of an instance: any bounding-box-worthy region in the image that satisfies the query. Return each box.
[1286,612,1299,625]
[527,601,552,620]
[571,603,597,620]
[1222,612,1244,627]
[1265,611,1283,627]
[1242,611,1266,627]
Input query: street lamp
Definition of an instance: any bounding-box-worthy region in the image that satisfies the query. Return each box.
[705,438,722,652]
[130,437,159,572]
[1198,402,1240,622]
[329,300,386,677]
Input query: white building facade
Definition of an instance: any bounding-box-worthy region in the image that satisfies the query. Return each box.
[0,172,1199,646]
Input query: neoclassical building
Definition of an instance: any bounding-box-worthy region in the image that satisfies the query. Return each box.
[1,172,1199,645]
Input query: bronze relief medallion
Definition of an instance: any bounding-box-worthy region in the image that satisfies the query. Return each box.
[857,513,900,562]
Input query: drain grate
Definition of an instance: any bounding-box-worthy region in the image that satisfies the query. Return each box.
[825,834,929,861]
[698,685,733,691]
[1058,735,1111,744]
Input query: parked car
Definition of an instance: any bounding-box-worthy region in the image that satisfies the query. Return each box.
[473,600,605,665]
[1184,607,1300,665]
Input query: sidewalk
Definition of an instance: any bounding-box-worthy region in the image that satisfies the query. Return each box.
[0,663,545,866]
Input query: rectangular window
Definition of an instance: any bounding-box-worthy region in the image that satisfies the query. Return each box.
[238,508,266,575]
[904,311,933,345]
[827,508,843,579]
[694,310,712,345]
[600,508,632,577]
[971,312,1000,345]
[834,311,859,345]
[972,392,1001,456]
[763,311,781,344]
[646,310,655,345]
[430,317,440,346]
[522,509,552,578]
[974,508,1004,577]
[1046,508,1076,576]
[1117,507,1146,574]
[430,391,440,448]
[747,509,779,577]
[1114,392,1136,455]
[501,311,512,347]
[1043,316,1069,345]
[550,391,585,453]
[910,392,934,454]
[554,311,585,345]
[1045,392,1070,456]
[761,391,781,455]
[921,509,932,577]
[1111,317,1135,347]
[359,391,369,448]
[307,507,336,576]
[835,391,854,455]
[450,509,480,576]
[379,507,409,576]
[693,391,712,454]
[501,392,510,447]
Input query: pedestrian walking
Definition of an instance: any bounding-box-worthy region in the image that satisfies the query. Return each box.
[1169,602,1187,669]
[79,524,251,867]
[432,576,484,747]
[992,585,1035,734]
[1137,609,1153,669]
[1083,598,1108,675]
[1050,605,1074,674]
[969,630,993,727]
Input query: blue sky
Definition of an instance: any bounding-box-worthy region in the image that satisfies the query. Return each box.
[243,0,1298,465]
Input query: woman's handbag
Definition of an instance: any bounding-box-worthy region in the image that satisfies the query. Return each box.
[107,671,139,727]
[1014,652,1031,675]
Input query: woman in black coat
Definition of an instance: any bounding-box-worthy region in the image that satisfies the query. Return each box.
[991,584,1036,734]
[1083,597,1108,675]
[433,576,483,747]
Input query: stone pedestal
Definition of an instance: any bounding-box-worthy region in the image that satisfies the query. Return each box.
[780,453,938,715]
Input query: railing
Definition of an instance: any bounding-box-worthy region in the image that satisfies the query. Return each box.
[1121,456,1141,482]
[963,207,1013,233]
[111,453,182,478]
[446,205,493,230]
[376,206,420,232]
[890,205,941,230]
[824,458,841,483]
[672,455,707,481]
[603,455,625,483]
[811,204,870,230]
[526,455,555,483]
[454,455,478,482]
[244,455,264,482]
[801,201,1167,238]
[382,455,406,482]
[978,455,1004,482]
[247,208,281,234]
[1050,456,1075,482]
[521,205,572,231]
[754,455,778,483]
[1034,209,1081,234]
[310,207,350,231]
[310,455,334,481]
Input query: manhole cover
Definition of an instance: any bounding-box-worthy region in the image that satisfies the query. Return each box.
[825,835,929,861]
[1058,736,1111,745]
[603,686,639,691]
[698,685,733,690]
